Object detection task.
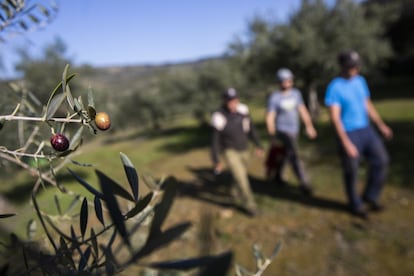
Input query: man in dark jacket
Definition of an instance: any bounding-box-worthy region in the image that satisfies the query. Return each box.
[211,88,264,216]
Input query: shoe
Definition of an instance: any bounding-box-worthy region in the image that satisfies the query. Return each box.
[244,207,259,218]
[274,177,288,187]
[351,207,369,220]
[362,196,385,212]
[300,184,313,196]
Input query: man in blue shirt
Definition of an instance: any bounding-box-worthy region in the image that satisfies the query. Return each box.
[325,50,393,219]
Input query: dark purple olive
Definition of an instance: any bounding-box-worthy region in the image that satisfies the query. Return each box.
[50,133,70,152]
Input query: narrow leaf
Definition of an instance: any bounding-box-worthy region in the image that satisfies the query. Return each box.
[68,168,103,199]
[270,241,283,260]
[94,196,105,227]
[78,246,91,272]
[0,214,15,218]
[87,87,96,119]
[80,197,88,239]
[120,152,139,202]
[31,193,57,251]
[95,170,134,202]
[46,93,65,119]
[26,219,37,240]
[66,194,80,214]
[68,126,83,151]
[90,228,99,259]
[97,171,130,247]
[54,195,62,215]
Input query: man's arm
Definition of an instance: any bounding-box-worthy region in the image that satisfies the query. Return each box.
[298,104,317,139]
[265,111,276,137]
[328,105,358,158]
[366,99,393,140]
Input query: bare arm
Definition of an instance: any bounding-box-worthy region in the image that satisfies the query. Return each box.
[366,99,393,140]
[298,104,317,139]
[265,111,276,137]
[328,105,358,158]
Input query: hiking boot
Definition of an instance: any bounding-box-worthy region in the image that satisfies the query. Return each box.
[351,207,369,220]
[362,196,385,212]
[274,177,288,187]
[300,184,313,196]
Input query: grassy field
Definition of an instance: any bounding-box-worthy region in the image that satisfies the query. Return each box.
[1,98,413,275]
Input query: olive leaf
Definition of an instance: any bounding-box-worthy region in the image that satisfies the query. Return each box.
[94,196,105,227]
[80,197,88,239]
[87,87,96,120]
[120,152,139,202]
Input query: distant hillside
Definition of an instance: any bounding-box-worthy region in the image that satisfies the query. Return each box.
[75,56,226,93]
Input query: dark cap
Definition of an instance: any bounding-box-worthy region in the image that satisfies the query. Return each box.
[338,50,361,68]
[223,88,238,101]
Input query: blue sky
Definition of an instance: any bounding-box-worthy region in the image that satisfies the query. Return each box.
[1,0,306,78]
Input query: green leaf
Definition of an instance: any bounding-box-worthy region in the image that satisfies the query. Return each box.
[66,83,75,111]
[68,168,103,199]
[95,170,134,202]
[44,71,75,119]
[69,126,83,151]
[120,152,139,202]
[270,241,283,260]
[28,14,39,23]
[0,213,15,218]
[46,93,65,120]
[78,246,91,272]
[66,194,80,214]
[26,219,37,240]
[53,195,62,215]
[31,193,57,251]
[90,228,99,259]
[253,243,264,264]
[59,236,76,269]
[87,87,96,119]
[94,196,105,227]
[70,159,94,167]
[98,170,130,247]
[80,197,88,239]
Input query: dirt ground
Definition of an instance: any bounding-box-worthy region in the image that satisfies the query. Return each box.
[121,148,414,275]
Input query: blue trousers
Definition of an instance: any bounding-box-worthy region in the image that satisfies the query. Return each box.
[339,126,389,210]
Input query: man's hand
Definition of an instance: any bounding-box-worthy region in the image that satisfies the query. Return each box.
[344,141,359,158]
[214,163,224,175]
[255,147,265,158]
[306,125,317,139]
[379,124,393,140]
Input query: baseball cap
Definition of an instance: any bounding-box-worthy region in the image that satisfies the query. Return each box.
[338,50,361,68]
[223,88,238,101]
[276,68,294,82]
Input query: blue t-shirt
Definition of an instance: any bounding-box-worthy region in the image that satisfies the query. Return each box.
[267,88,304,135]
[325,75,370,132]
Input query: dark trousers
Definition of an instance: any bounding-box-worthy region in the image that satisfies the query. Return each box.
[275,132,309,186]
[339,126,389,210]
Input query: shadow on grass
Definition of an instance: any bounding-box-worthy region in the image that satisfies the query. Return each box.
[3,170,88,205]
[311,120,414,189]
[175,166,349,215]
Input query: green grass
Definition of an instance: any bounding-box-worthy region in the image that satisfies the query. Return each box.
[1,98,414,275]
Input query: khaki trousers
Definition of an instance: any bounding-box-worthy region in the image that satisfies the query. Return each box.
[223,149,257,210]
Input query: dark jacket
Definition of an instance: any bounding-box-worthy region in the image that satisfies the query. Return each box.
[210,103,262,165]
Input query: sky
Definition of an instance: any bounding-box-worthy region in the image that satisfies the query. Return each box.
[0,0,307,78]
